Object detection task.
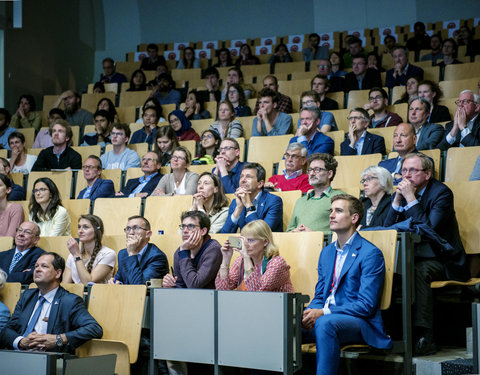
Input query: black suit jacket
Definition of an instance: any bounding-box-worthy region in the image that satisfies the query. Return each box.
[360,193,392,228]
[385,64,424,88]
[340,131,386,155]
[0,247,45,284]
[343,68,382,92]
[438,115,480,150]
[120,172,163,197]
[0,287,103,353]
[328,76,344,93]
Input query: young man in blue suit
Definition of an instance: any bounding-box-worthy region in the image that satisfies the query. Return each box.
[303,194,391,375]
[0,252,102,353]
[0,221,44,284]
[340,108,386,155]
[76,155,115,200]
[117,151,162,198]
[112,216,168,285]
[221,162,283,233]
[408,97,444,150]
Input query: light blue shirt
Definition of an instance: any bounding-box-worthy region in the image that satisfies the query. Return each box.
[129,172,159,197]
[296,111,338,131]
[348,131,366,155]
[0,127,16,150]
[391,185,427,212]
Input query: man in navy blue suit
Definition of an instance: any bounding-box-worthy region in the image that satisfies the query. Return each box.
[0,221,44,284]
[0,252,102,353]
[385,46,424,88]
[213,138,244,194]
[221,162,283,233]
[384,153,469,355]
[117,151,162,198]
[340,108,386,155]
[112,216,168,285]
[302,194,392,375]
[408,97,444,150]
[76,155,115,200]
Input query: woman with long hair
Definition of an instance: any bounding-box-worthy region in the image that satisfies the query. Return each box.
[192,130,221,165]
[417,80,452,123]
[64,214,116,285]
[153,126,180,166]
[127,69,147,91]
[235,44,260,66]
[10,94,42,130]
[177,47,200,69]
[394,76,420,104]
[8,132,37,174]
[96,97,119,123]
[183,90,211,120]
[220,67,255,101]
[329,51,347,77]
[213,47,233,68]
[227,83,252,117]
[29,177,71,236]
[209,101,244,139]
[0,174,24,237]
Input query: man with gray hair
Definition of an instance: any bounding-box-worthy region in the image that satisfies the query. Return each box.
[265,143,312,193]
[408,96,444,150]
[438,90,480,150]
[340,108,386,155]
[289,107,334,156]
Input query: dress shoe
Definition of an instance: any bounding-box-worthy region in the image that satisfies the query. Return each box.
[414,336,437,356]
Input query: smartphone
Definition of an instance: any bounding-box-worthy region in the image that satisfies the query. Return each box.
[228,236,242,249]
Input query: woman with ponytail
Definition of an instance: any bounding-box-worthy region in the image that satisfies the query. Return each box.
[64,214,116,285]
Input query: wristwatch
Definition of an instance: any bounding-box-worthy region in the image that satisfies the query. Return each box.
[56,334,64,348]
[74,256,82,262]
[246,206,256,212]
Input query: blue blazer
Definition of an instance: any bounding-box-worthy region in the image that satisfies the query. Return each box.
[378,149,434,185]
[0,247,45,284]
[77,178,115,200]
[340,131,386,155]
[385,64,424,88]
[0,302,10,331]
[0,287,103,353]
[9,182,26,201]
[116,243,169,285]
[416,123,444,151]
[221,191,283,233]
[120,173,163,197]
[308,233,392,349]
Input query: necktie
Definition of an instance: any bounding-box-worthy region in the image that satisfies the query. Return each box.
[9,252,23,273]
[23,296,46,336]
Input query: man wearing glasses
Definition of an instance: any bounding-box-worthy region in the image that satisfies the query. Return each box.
[117,151,162,198]
[384,153,469,356]
[213,138,244,193]
[439,90,480,150]
[316,59,343,93]
[343,55,382,92]
[0,221,44,283]
[111,215,168,285]
[364,88,402,128]
[287,153,344,233]
[296,91,338,133]
[100,123,140,170]
[76,155,115,200]
[340,108,386,156]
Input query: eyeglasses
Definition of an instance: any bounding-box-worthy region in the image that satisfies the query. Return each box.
[82,165,99,170]
[368,96,383,102]
[111,131,124,137]
[141,157,157,163]
[283,153,302,160]
[455,99,475,106]
[307,167,328,174]
[360,176,378,184]
[179,224,200,231]
[228,89,238,94]
[219,146,237,152]
[16,227,36,236]
[401,168,425,175]
[347,116,365,121]
[124,226,148,233]
[171,155,186,161]
[33,188,48,194]
[317,64,329,68]
[301,100,315,106]
[201,134,214,140]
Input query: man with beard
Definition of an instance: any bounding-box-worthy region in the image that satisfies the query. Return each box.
[31,119,82,171]
[53,90,93,129]
[152,73,181,107]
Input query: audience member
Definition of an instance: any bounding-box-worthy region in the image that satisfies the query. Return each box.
[303,33,329,62]
[265,142,312,193]
[394,76,420,104]
[93,82,105,93]
[8,132,37,174]
[64,215,115,285]
[221,162,283,233]
[343,36,366,69]
[10,95,42,131]
[168,109,200,142]
[316,59,343,93]
[329,52,347,77]
[152,146,199,196]
[190,172,229,233]
[268,43,293,65]
[408,96,444,150]
[146,64,169,89]
[0,174,24,236]
[118,151,162,198]
[382,35,397,54]
[152,73,181,107]
[367,52,384,72]
[438,90,480,150]
[213,138,244,194]
[100,123,140,170]
[220,67,255,101]
[196,67,222,103]
[130,105,159,144]
[298,91,337,133]
[252,88,293,136]
[217,219,294,291]
[454,25,480,58]
[0,108,16,150]
[31,119,82,171]
[192,130,221,165]
[365,87,403,128]
[253,75,293,114]
[33,108,64,149]
[0,221,44,283]
[236,44,260,66]
[183,90,211,120]
[341,108,386,155]
[407,21,431,53]
[136,97,165,124]
[0,157,26,200]
[385,46,424,88]
[53,90,93,128]
[81,110,113,147]
[384,153,469,355]
[153,126,179,166]
[420,34,444,64]
[112,215,168,285]
[287,153,344,232]
[77,156,115,200]
[0,252,103,352]
[227,83,252,117]
[213,48,233,68]
[437,38,463,79]
[417,80,452,123]
[359,166,393,228]
[209,101,244,139]
[290,106,334,156]
[98,57,127,84]
[127,69,147,92]
[29,177,71,236]
[302,194,392,374]
[140,43,167,70]
[177,47,200,69]
[311,75,339,111]
[343,55,382,92]
[0,269,10,330]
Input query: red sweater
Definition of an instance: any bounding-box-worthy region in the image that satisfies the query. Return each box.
[268,173,312,193]
[178,128,200,142]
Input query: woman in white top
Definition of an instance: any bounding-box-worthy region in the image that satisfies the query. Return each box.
[64,215,116,285]
[190,172,230,233]
[152,146,199,196]
[29,177,71,236]
[8,132,37,174]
